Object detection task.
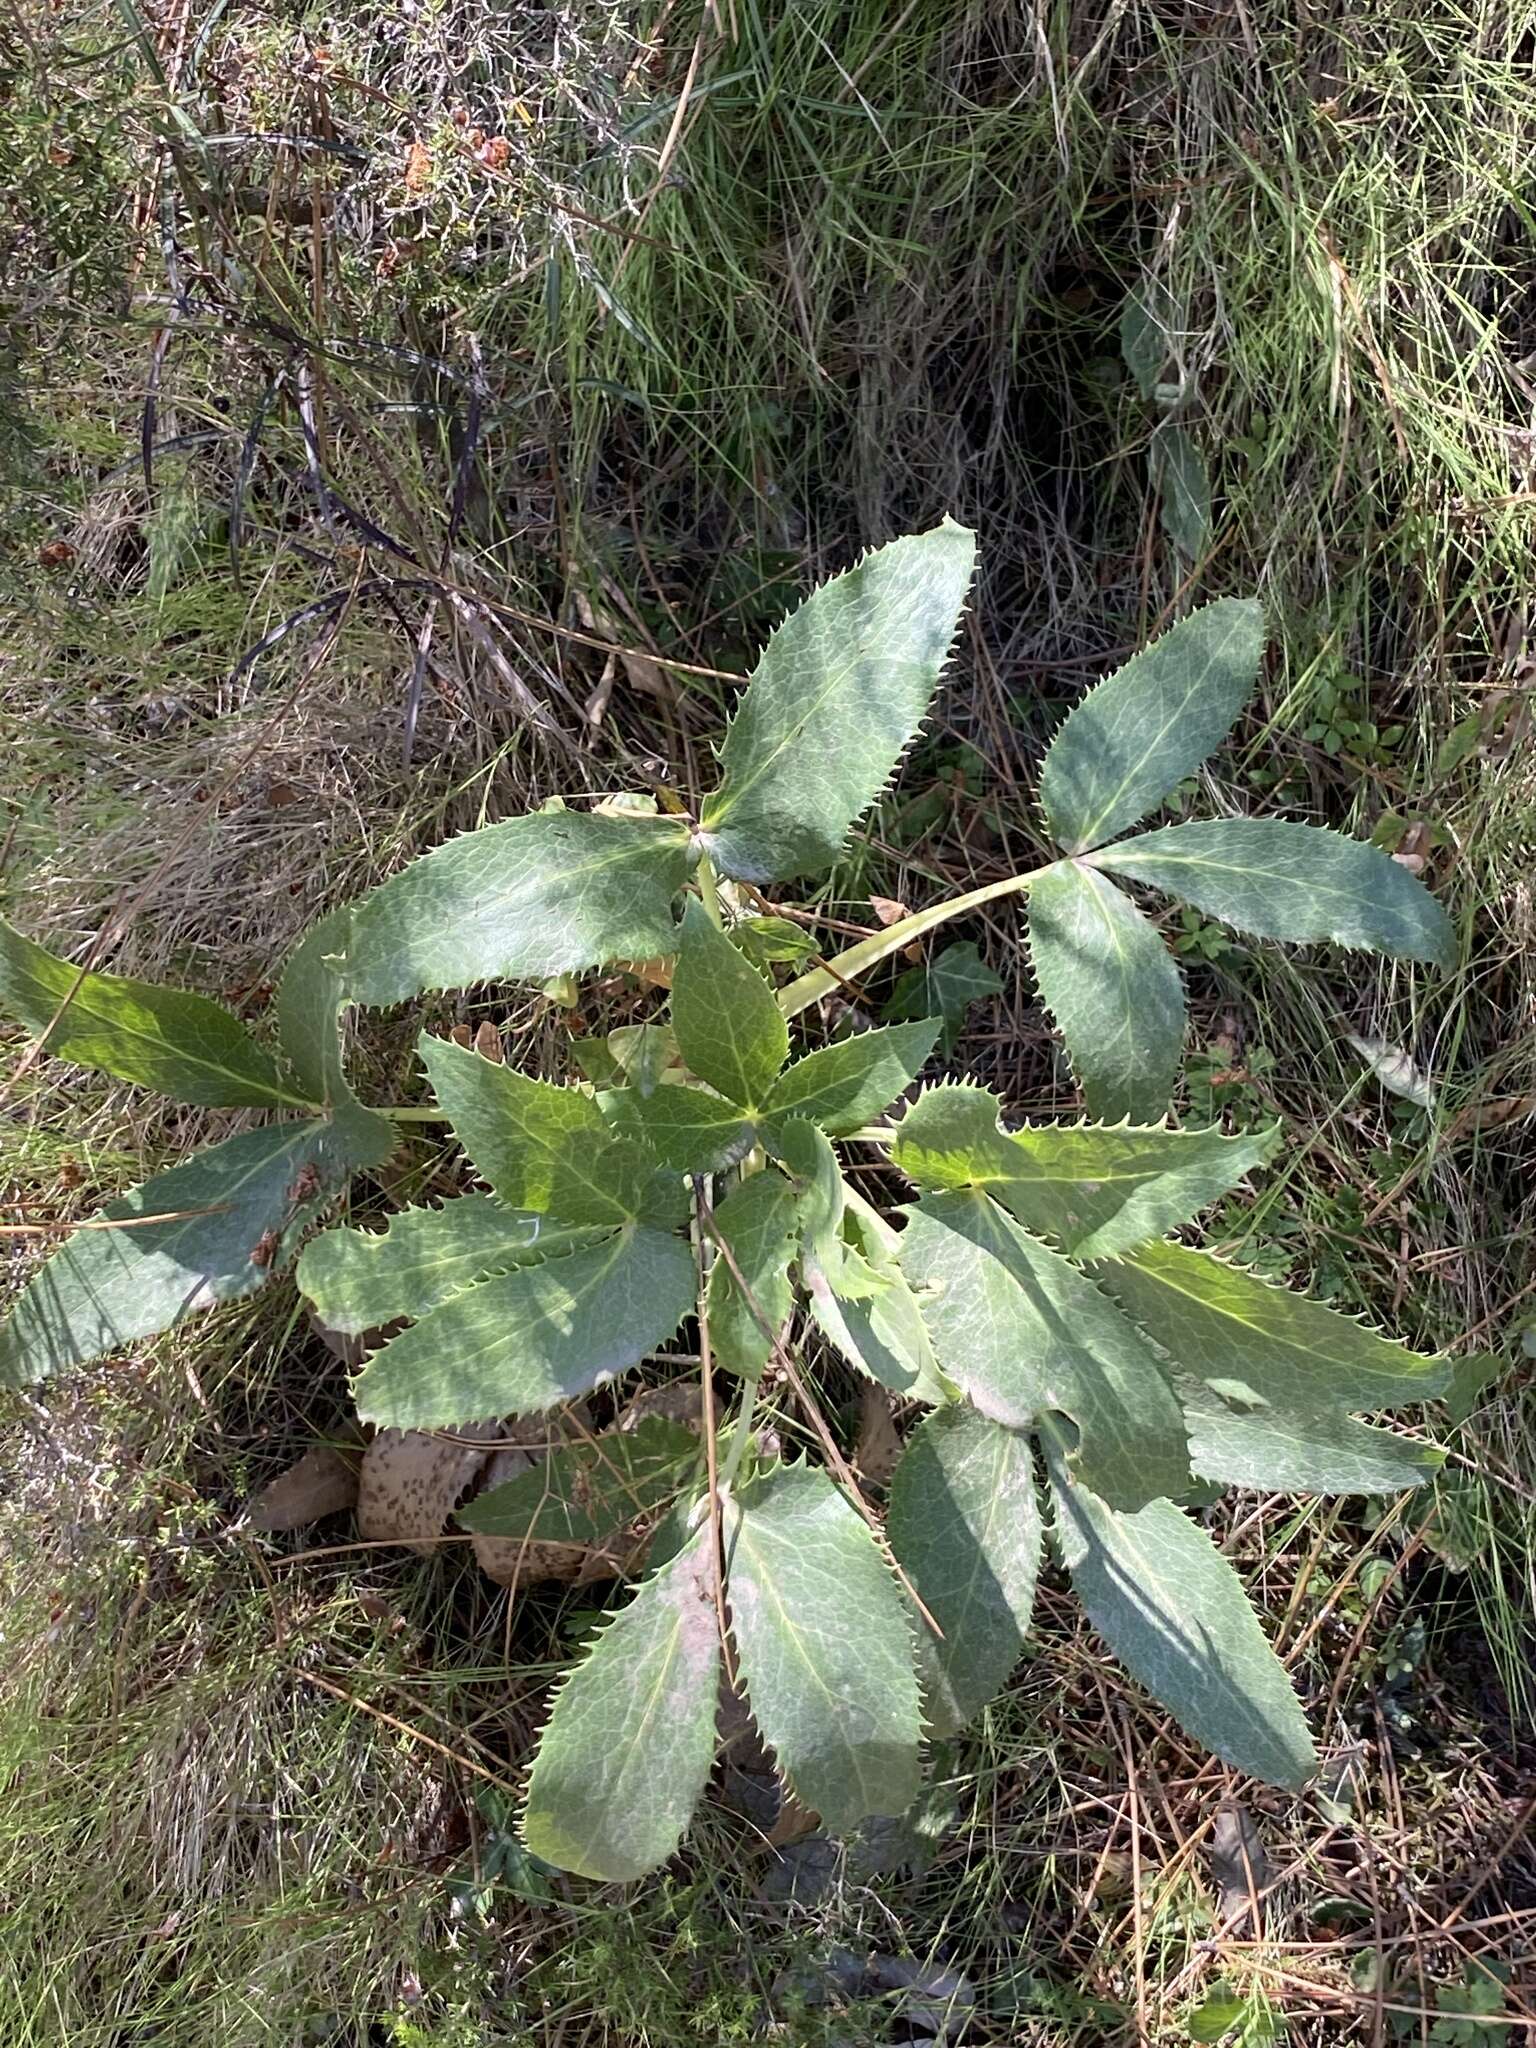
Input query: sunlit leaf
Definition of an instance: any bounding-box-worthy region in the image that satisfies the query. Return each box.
[891,1083,1279,1260]
[1098,1239,1450,1493]
[0,910,296,1108]
[296,1196,603,1335]
[726,1462,922,1831]
[1090,819,1456,968]
[670,899,787,1108]
[700,522,976,883]
[605,1083,756,1175]
[1026,861,1185,1124]
[0,1120,360,1387]
[705,1171,800,1376]
[352,1225,696,1429]
[523,1527,720,1880]
[1038,599,1264,854]
[896,1191,1188,1509]
[340,809,694,1005]
[274,907,395,1164]
[419,1033,683,1229]
[762,1020,939,1134]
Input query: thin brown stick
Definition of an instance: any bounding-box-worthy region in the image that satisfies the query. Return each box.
[0,1205,234,1234]
[692,1185,733,1676]
[294,1668,521,1794]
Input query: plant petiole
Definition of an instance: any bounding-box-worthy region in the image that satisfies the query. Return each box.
[776,859,1056,1018]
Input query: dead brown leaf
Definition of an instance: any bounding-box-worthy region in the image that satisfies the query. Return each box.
[573,591,675,703]
[1209,1801,1270,1930]
[246,1442,360,1531]
[853,1384,902,1486]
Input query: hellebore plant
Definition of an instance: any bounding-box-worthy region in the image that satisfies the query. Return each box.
[0,521,1458,1880]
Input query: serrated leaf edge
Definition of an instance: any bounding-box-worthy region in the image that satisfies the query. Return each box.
[518,1521,719,1872]
[1037,597,1264,856]
[1020,867,1188,1116]
[348,1222,693,1421]
[722,1461,925,1830]
[1095,1237,1452,1408]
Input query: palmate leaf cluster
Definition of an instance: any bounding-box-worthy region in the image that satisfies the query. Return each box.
[0,522,1461,1882]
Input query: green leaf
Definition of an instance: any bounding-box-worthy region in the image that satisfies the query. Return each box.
[339,810,694,1006]
[773,1117,845,1275]
[295,1195,604,1335]
[1027,861,1185,1124]
[274,908,395,1166]
[805,1250,949,1404]
[1150,422,1211,560]
[1098,1239,1450,1494]
[419,1034,683,1229]
[0,1120,357,1387]
[883,941,1003,1053]
[699,521,976,883]
[605,1083,756,1175]
[1089,819,1456,968]
[606,1021,677,1096]
[705,1171,800,1377]
[726,1463,922,1831]
[762,1020,939,1134]
[887,1408,1042,1737]
[0,910,298,1109]
[896,1191,1188,1510]
[352,1224,697,1428]
[458,1416,702,1547]
[890,1084,1280,1261]
[804,1187,950,1403]
[670,900,787,1108]
[523,1527,720,1880]
[1176,1392,1442,1496]
[1038,598,1265,854]
[1120,278,1174,401]
[1044,1428,1318,1788]
[731,914,819,970]
[1444,1349,1502,1427]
